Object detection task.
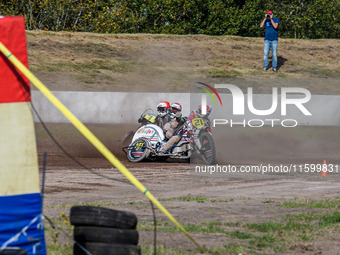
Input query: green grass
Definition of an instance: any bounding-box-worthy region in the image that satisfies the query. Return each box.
[319,212,340,227]
[139,221,253,239]
[59,201,110,208]
[160,196,209,203]
[305,66,340,78]
[46,197,340,255]
[160,196,237,203]
[247,222,284,232]
[142,243,248,255]
[222,243,245,254]
[279,196,340,209]
[45,213,73,255]
[211,198,234,203]
[138,209,339,254]
[141,245,193,255]
[208,68,241,78]
[46,243,72,255]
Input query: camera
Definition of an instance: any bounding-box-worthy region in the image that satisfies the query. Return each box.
[266,14,271,20]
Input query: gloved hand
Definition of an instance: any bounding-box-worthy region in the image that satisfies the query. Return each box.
[175,112,182,118]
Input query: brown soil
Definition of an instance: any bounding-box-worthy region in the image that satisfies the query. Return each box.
[27,31,340,254]
[37,123,340,254]
[26,31,340,94]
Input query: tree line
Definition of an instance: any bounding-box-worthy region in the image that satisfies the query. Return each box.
[0,0,339,39]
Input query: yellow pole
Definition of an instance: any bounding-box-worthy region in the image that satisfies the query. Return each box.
[0,41,203,251]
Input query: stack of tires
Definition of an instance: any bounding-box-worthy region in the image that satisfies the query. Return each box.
[70,206,140,255]
[0,248,27,255]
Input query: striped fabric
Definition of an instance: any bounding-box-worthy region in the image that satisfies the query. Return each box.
[0,16,46,255]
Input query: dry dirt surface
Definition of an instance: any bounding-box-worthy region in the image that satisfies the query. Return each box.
[28,31,340,254]
[37,123,340,255]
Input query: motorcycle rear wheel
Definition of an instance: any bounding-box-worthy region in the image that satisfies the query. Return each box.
[199,133,216,165]
[127,138,150,162]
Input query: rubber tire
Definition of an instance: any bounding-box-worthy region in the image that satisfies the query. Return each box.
[74,226,138,245]
[0,248,27,255]
[74,242,140,255]
[127,138,150,162]
[70,206,137,229]
[199,132,216,165]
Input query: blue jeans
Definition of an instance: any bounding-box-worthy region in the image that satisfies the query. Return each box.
[263,40,278,69]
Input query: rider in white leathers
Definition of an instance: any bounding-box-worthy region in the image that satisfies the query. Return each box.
[160,102,186,153]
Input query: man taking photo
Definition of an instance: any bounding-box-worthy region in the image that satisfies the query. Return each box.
[260,10,280,72]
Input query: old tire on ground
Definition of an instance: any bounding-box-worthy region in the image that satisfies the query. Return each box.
[74,226,138,245]
[70,206,137,229]
[127,137,150,162]
[199,132,216,165]
[0,248,27,255]
[73,242,140,255]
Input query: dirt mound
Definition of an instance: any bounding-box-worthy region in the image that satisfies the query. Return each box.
[26,31,340,94]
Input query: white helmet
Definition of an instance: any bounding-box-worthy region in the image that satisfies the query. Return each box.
[170,102,182,112]
[157,101,170,117]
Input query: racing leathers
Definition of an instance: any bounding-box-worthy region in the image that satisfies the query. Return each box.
[186,111,210,150]
[155,112,172,130]
[160,112,186,152]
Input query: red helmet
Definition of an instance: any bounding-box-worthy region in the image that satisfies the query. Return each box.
[157,101,170,116]
[197,104,212,118]
[170,102,182,112]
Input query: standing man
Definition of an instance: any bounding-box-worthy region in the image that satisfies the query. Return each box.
[260,10,280,72]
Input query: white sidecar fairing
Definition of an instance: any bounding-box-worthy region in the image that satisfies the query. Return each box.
[132,124,165,149]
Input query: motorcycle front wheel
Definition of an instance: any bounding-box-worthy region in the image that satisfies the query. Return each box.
[199,133,216,165]
[127,138,150,162]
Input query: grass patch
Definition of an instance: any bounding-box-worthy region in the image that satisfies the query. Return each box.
[283,211,319,222]
[279,197,340,209]
[184,223,253,239]
[160,196,209,203]
[45,213,73,255]
[47,243,73,255]
[249,233,283,252]
[161,196,235,203]
[139,221,253,239]
[59,201,111,208]
[262,200,276,204]
[46,197,340,255]
[142,243,247,255]
[223,243,245,254]
[247,222,284,232]
[208,68,241,78]
[211,198,234,203]
[319,212,340,227]
[139,197,340,254]
[141,244,194,255]
[305,66,340,78]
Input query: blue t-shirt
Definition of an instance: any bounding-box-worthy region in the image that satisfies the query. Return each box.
[265,17,280,41]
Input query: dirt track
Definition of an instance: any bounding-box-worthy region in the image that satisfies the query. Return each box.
[36,123,340,254]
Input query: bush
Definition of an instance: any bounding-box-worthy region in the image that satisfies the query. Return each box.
[0,0,338,38]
